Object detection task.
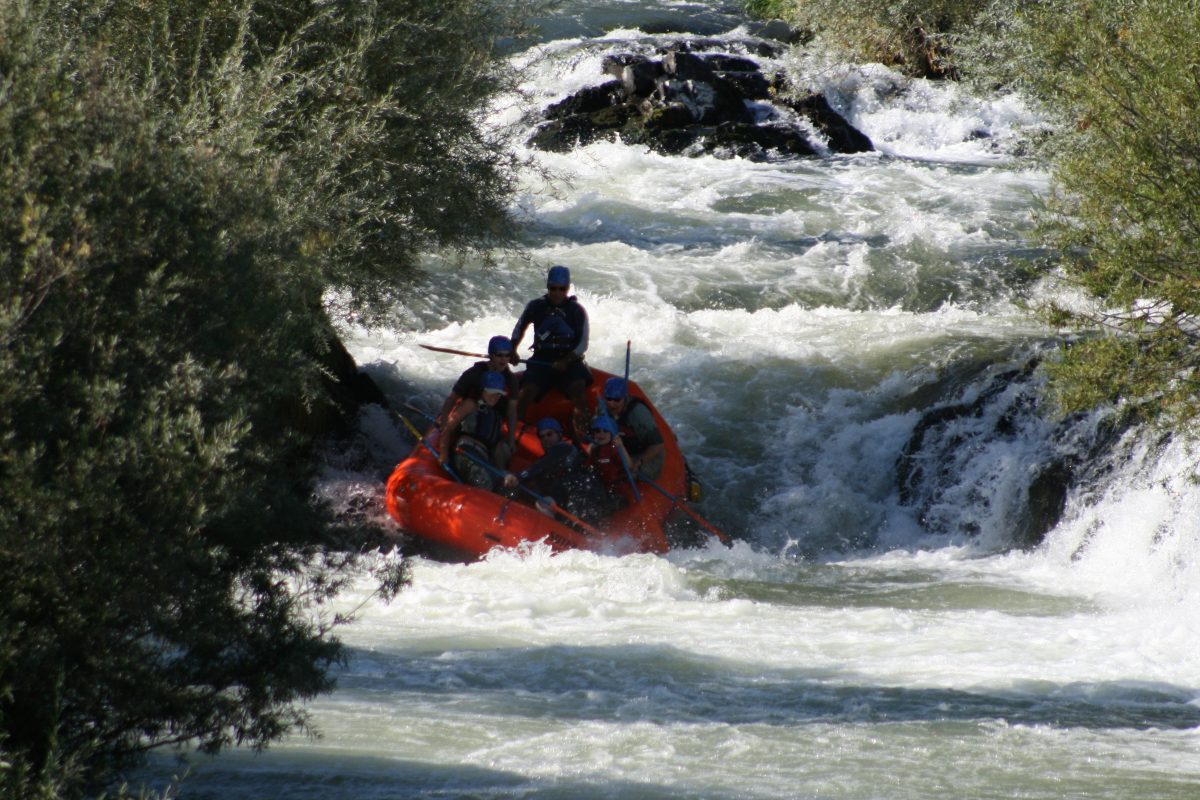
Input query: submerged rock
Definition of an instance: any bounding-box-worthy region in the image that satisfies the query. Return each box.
[895,358,1132,550]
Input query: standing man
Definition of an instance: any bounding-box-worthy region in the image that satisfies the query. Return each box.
[437,335,519,458]
[511,265,592,435]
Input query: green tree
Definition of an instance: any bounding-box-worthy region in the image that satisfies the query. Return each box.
[0,0,542,795]
[744,0,992,78]
[1019,1,1200,425]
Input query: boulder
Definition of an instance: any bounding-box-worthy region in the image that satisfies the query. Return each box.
[663,50,717,82]
[544,80,624,119]
[779,93,874,153]
[526,46,873,162]
[526,105,634,152]
[622,60,664,97]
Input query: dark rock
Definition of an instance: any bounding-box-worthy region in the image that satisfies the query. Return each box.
[622,60,664,97]
[527,48,872,161]
[654,75,753,125]
[640,101,695,130]
[780,93,874,153]
[1020,460,1073,549]
[526,111,622,152]
[710,121,817,159]
[601,53,648,79]
[285,330,388,438]
[701,54,761,73]
[544,80,624,119]
[590,104,637,128]
[746,19,807,44]
[715,70,771,100]
[664,51,717,82]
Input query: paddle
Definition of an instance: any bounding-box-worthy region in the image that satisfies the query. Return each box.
[637,473,733,546]
[420,343,488,358]
[597,339,641,502]
[422,345,552,369]
[403,403,607,539]
[394,410,463,483]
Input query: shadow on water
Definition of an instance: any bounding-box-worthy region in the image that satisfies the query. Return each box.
[338,643,1200,733]
[139,750,694,800]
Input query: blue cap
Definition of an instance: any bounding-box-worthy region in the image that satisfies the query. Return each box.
[590,416,618,436]
[488,335,512,356]
[603,377,629,400]
[482,371,507,393]
[547,265,570,287]
[536,417,563,433]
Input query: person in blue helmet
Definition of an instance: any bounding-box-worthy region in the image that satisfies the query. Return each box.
[600,376,665,480]
[439,370,512,489]
[502,417,623,523]
[510,265,592,435]
[437,335,519,457]
[584,414,633,498]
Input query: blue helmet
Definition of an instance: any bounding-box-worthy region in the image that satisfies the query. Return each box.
[590,416,619,436]
[536,417,563,433]
[488,335,513,356]
[481,371,507,393]
[603,377,629,400]
[547,265,570,287]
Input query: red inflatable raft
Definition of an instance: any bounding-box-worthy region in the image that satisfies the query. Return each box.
[386,368,700,560]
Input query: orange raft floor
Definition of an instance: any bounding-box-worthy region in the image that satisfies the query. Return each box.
[385,368,697,560]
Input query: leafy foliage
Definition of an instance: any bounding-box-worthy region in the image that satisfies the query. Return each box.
[1,0,537,795]
[61,0,543,321]
[1022,1,1200,423]
[746,0,992,77]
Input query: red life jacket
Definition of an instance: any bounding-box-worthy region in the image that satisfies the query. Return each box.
[587,442,624,489]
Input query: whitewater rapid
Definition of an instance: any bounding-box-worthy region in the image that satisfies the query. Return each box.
[142,2,1200,798]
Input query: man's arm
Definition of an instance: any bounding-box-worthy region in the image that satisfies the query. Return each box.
[628,404,664,472]
[572,304,589,358]
[436,391,461,427]
[510,300,537,354]
[439,399,476,465]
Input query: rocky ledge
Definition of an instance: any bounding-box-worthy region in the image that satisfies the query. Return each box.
[527,41,873,161]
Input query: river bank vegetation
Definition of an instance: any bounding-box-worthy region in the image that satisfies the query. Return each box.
[750,0,1200,426]
[0,0,541,796]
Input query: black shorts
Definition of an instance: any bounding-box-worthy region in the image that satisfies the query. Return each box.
[521,357,592,398]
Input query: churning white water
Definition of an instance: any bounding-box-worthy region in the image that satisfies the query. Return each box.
[144,2,1200,797]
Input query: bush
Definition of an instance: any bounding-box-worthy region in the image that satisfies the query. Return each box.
[746,0,993,78]
[0,8,340,795]
[1,0,538,795]
[1023,1,1200,424]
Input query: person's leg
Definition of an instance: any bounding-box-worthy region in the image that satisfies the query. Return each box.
[452,452,493,490]
[566,379,590,440]
[561,360,593,439]
[515,382,538,422]
[517,362,552,420]
[491,439,513,470]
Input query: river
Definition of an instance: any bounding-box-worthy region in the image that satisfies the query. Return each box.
[143,1,1200,797]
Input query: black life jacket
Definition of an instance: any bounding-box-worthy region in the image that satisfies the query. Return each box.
[459,403,504,450]
[533,311,576,355]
